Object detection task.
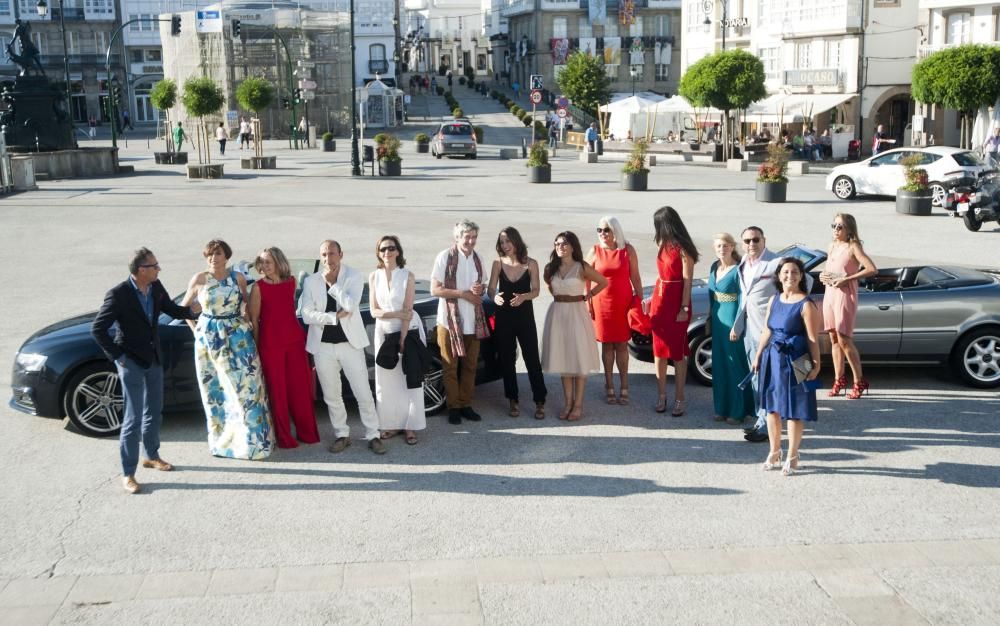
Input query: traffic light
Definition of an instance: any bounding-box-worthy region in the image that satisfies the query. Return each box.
[231,19,241,38]
[171,15,181,36]
[293,88,302,104]
[281,97,290,109]
[111,84,121,102]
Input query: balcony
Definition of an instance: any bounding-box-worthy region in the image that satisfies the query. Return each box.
[369,59,389,74]
[917,42,964,59]
[40,54,120,67]
[51,7,86,20]
[757,0,862,38]
[500,0,535,17]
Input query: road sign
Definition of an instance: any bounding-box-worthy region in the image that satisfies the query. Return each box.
[298,79,317,90]
[529,89,542,105]
[297,60,316,69]
[556,107,568,119]
[530,74,543,90]
[556,96,569,108]
[302,91,316,101]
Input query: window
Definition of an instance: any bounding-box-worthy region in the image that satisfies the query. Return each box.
[477,53,486,71]
[369,43,386,61]
[795,42,811,69]
[146,49,161,62]
[994,7,1000,41]
[758,46,780,79]
[579,16,592,38]
[824,40,841,69]
[552,17,567,39]
[946,12,971,44]
[129,14,141,31]
[131,49,143,63]
[656,64,669,81]
[688,0,707,32]
[630,16,643,38]
[0,0,9,16]
[604,22,618,38]
[655,15,671,38]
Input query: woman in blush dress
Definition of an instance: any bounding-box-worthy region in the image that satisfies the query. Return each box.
[648,206,699,416]
[370,236,427,445]
[821,213,876,400]
[707,233,755,424]
[586,216,641,406]
[181,239,273,460]
[541,231,608,421]
[248,246,320,449]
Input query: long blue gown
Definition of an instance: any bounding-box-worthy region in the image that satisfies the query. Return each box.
[708,262,755,420]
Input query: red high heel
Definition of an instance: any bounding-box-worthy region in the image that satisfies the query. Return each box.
[828,375,848,397]
[847,378,870,399]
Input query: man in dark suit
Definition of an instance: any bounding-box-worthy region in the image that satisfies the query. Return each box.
[91,248,200,494]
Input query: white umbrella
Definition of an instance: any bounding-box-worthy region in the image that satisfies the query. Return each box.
[972,105,990,149]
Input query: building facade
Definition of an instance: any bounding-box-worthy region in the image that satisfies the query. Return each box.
[402,0,489,79]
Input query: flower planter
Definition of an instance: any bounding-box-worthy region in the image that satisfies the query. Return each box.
[528,165,551,183]
[381,160,402,176]
[322,139,336,152]
[154,152,187,164]
[622,171,648,191]
[895,188,932,216]
[416,142,429,153]
[755,181,787,203]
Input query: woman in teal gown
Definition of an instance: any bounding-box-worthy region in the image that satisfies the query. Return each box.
[708,234,755,423]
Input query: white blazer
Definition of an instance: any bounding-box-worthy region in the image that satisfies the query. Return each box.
[299,266,369,353]
[732,249,781,341]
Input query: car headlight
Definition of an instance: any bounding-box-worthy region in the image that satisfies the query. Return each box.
[15,352,47,372]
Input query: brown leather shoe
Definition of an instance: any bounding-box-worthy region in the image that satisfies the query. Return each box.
[328,437,351,453]
[368,437,387,455]
[122,476,140,494]
[141,458,174,471]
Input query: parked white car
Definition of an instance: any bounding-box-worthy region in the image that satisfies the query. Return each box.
[825,146,993,207]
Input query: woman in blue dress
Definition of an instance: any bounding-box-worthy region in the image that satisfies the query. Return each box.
[751,257,821,476]
[708,233,755,424]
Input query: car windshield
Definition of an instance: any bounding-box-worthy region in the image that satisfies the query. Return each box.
[952,151,986,167]
[443,125,472,136]
[775,245,825,271]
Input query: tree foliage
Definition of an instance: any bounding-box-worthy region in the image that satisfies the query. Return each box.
[235,77,275,114]
[912,45,1000,114]
[556,51,612,116]
[679,49,766,112]
[181,77,225,118]
[149,79,177,112]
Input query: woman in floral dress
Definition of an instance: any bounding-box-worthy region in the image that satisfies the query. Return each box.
[182,239,273,460]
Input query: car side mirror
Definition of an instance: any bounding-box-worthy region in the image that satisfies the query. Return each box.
[869,161,878,167]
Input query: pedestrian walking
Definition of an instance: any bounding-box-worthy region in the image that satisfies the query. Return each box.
[239,116,252,150]
[215,122,228,156]
[172,122,186,153]
[983,127,1000,167]
[88,114,97,139]
[586,122,598,153]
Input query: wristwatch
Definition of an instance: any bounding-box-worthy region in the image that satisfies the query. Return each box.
[682,304,690,312]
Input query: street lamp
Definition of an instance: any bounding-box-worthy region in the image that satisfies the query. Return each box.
[629,65,638,96]
[702,0,728,50]
[349,0,360,176]
[36,0,75,147]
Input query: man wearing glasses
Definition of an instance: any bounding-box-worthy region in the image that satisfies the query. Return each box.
[300,240,386,456]
[732,227,781,444]
[91,248,201,494]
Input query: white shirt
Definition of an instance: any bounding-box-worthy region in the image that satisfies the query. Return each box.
[239,121,251,134]
[215,127,227,141]
[431,247,484,334]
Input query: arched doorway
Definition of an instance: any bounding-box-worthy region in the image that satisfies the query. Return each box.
[866,86,913,151]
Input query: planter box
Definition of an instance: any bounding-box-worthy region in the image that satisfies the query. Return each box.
[727,158,747,172]
[154,152,188,165]
[381,160,402,176]
[755,181,787,203]
[895,188,933,216]
[787,161,809,176]
[580,151,598,163]
[187,163,224,179]
[241,156,277,169]
[322,139,336,152]
[499,148,519,159]
[528,166,551,183]
[416,142,429,153]
[622,171,648,191]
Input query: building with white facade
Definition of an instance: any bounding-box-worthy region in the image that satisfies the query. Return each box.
[402,0,488,79]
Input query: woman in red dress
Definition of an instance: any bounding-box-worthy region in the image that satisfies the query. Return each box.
[249,247,320,448]
[587,216,641,405]
[649,206,699,416]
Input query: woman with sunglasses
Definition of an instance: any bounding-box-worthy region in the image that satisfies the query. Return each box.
[820,214,876,399]
[487,227,547,419]
[541,232,608,420]
[649,207,699,416]
[369,236,426,445]
[587,216,642,406]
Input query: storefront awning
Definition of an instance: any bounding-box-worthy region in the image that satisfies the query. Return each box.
[746,93,857,123]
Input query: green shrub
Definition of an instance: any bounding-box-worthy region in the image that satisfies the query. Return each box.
[459,77,467,86]
[436,86,444,96]
[533,120,547,140]
[374,133,388,145]
[322,131,334,141]
[452,107,464,118]
[623,140,650,174]
[376,134,401,162]
[526,141,549,168]
[414,132,430,143]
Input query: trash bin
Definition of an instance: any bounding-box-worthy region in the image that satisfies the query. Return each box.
[596,139,604,156]
[363,145,374,162]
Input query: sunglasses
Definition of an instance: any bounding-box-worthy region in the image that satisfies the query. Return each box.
[554,241,570,247]
[743,237,761,244]
[139,263,161,270]
[831,223,845,231]
[596,227,612,234]
[379,246,397,253]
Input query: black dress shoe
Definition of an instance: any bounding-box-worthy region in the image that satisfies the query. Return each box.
[744,429,769,443]
[448,409,462,425]
[460,407,482,421]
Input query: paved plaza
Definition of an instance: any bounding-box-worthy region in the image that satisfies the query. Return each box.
[1,87,999,625]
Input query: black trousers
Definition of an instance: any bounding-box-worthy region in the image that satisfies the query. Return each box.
[494,310,547,404]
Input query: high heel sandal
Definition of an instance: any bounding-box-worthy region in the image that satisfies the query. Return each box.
[618,389,630,405]
[655,394,667,413]
[671,399,686,417]
[782,455,800,476]
[534,403,545,420]
[762,450,782,471]
[828,375,848,397]
[847,378,870,400]
[509,400,520,417]
[606,387,618,405]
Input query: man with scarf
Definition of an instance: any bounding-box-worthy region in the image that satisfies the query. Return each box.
[431,220,491,424]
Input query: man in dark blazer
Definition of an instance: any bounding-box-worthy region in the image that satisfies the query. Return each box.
[91,247,200,494]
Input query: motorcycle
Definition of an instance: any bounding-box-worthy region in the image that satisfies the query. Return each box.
[942,171,1000,232]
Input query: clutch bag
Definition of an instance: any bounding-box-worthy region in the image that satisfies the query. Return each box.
[791,354,814,385]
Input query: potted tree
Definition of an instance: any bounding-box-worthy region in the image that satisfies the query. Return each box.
[896,153,933,216]
[150,79,186,165]
[526,140,551,183]
[377,133,402,176]
[415,132,430,153]
[181,77,225,179]
[321,131,336,152]
[235,76,276,169]
[622,140,649,191]
[755,143,790,202]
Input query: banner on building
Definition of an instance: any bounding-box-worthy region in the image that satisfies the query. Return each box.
[628,37,643,66]
[589,0,606,26]
[579,37,597,58]
[551,38,570,65]
[619,0,635,27]
[603,37,621,66]
[655,40,672,66]
[195,9,223,33]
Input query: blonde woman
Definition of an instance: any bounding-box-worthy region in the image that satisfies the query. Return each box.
[707,233,754,423]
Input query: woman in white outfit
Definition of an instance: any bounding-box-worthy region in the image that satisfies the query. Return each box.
[369,235,426,444]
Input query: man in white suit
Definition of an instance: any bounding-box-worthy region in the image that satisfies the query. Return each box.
[732,226,782,443]
[300,240,385,455]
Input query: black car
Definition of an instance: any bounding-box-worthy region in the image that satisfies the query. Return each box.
[10,261,500,437]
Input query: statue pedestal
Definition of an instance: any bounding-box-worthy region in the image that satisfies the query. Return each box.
[2,76,76,152]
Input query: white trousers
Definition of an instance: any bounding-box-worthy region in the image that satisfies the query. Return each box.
[312,342,379,440]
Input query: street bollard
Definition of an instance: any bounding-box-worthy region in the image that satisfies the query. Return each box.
[522,137,527,159]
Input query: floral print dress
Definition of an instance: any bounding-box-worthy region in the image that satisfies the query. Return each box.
[194,270,274,460]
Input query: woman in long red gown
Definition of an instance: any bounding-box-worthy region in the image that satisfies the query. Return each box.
[249,247,320,448]
[588,216,641,405]
[649,207,699,416]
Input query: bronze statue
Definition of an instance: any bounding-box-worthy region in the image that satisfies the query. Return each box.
[6,20,46,77]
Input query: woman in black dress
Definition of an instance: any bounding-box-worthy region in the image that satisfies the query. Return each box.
[487,227,547,418]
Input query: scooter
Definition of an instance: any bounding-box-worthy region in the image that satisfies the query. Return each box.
[942,171,1000,232]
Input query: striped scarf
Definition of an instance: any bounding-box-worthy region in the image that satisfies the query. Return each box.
[444,245,490,357]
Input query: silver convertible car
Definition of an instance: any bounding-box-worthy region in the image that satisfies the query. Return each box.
[629,245,1000,389]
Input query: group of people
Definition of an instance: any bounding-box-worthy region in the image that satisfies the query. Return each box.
[91,208,876,493]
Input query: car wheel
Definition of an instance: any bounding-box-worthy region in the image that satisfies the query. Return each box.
[63,363,124,437]
[929,182,946,207]
[423,356,446,415]
[688,331,713,386]
[832,176,856,200]
[951,327,1000,388]
[470,153,477,160]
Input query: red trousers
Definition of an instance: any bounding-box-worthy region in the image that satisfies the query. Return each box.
[259,342,319,447]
